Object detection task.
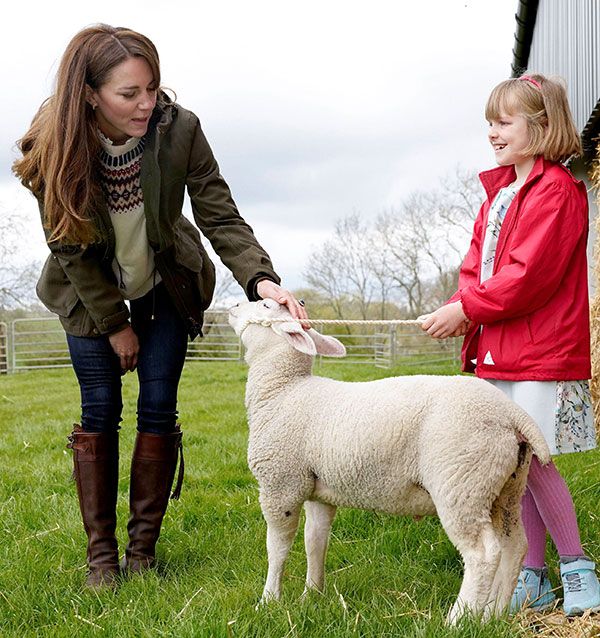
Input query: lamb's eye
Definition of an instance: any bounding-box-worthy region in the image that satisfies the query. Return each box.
[262,301,270,308]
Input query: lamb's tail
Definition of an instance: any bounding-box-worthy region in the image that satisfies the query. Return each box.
[513,408,551,465]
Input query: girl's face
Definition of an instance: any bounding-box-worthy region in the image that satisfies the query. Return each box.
[87,56,157,144]
[487,112,531,168]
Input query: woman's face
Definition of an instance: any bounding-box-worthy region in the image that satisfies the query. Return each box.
[88,56,157,144]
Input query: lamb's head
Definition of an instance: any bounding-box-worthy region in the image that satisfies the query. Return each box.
[228,299,346,358]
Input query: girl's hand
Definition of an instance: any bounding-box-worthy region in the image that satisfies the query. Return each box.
[108,325,139,373]
[420,302,468,339]
[256,280,310,328]
[448,320,472,337]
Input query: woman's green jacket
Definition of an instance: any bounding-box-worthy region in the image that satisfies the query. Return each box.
[35,99,280,339]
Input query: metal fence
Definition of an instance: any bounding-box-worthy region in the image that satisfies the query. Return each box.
[0,322,7,374]
[3,314,460,373]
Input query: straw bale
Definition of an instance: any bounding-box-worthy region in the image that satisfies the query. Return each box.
[590,142,600,437]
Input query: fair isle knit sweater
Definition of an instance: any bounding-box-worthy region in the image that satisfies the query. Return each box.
[98,132,160,300]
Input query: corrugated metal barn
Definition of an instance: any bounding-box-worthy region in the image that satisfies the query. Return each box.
[510,0,600,427]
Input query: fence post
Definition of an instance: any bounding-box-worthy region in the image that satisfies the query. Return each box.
[10,320,16,373]
[455,337,462,364]
[389,325,396,366]
[0,322,7,374]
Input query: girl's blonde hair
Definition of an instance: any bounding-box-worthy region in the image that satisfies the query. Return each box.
[13,24,162,245]
[485,72,582,163]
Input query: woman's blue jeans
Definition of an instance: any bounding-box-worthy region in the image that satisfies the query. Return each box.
[66,283,189,434]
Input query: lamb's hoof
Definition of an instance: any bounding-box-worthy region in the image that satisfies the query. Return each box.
[255,593,277,611]
[446,603,485,626]
[301,585,323,600]
[446,602,466,626]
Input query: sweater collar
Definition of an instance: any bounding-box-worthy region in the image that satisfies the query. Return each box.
[97,129,141,157]
[478,155,546,202]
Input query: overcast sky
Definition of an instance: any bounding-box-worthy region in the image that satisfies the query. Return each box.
[1,0,518,290]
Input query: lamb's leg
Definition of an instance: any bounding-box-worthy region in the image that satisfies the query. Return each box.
[259,505,302,605]
[443,521,501,625]
[303,500,336,594]
[488,465,529,616]
[487,520,527,617]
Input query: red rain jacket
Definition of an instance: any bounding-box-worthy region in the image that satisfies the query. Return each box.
[451,156,591,381]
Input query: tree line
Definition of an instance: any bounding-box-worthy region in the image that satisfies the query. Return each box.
[301,168,481,320]
[0,167,481,322]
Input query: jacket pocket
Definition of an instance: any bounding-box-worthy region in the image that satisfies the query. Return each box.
[528,312,555,346]
[479,317,532,372]
[154,243,207,339]
[172,217,216,310]
[36,255,79,318]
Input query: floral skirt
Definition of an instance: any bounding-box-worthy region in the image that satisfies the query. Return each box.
[488,380,596,455]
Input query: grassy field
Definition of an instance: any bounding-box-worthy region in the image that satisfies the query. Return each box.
[0,361,599,637]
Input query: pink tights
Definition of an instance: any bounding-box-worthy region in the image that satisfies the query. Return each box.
[521,455,583,568]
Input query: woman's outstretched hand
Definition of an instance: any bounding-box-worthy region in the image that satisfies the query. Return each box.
[108,324,139,373]
[256,280,310,329]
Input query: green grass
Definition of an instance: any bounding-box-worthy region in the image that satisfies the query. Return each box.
[0,362,598,637]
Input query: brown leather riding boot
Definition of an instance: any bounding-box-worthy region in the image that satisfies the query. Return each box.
[123,426,184,573]
[67,426,119,589]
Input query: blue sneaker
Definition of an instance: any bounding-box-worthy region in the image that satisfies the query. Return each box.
[560,558,600,616]
[510,566,556,612]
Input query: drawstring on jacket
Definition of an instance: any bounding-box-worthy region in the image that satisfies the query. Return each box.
[117,262,126,290]
[151,269,157,320]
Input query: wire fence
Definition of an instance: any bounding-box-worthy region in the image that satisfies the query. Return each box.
[2,313,460,373]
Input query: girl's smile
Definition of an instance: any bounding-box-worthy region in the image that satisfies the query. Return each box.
[488,112,535,184]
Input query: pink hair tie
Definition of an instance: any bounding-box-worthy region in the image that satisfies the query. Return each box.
[519,75,542,91]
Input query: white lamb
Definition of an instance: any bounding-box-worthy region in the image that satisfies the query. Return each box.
[228,298,550,623]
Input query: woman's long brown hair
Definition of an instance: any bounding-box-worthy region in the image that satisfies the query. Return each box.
[13,24,161,244]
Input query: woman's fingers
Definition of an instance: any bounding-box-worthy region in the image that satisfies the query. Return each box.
[280,292,310,328]
[108,325,140,372]
[256,280,310,328]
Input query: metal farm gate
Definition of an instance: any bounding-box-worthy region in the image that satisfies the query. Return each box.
[4,315,460,372]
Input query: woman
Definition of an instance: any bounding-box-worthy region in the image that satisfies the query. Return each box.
[13,24,307,589]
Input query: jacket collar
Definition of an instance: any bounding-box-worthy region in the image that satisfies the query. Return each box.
[147,92,176,136]
[478,155,546,202]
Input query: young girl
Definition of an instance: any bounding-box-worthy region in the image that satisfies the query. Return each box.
[421,73,600,616]
[13,24,307,589]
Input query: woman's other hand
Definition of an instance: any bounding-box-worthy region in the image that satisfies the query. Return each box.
[256,280,310,328]
[108,325,139,372]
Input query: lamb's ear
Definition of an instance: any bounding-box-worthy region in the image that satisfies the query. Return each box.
[272,322,317,356]
[307,329,346,357]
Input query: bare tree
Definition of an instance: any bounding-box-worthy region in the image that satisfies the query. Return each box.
[303,167,481,318]
[365,232,396,319]
[209,262,239,309]
[304,239,348,319]
[374,208,427,317]
[0,204,40,310]
[373,168,481,315]
[304,213,383,319]
[436,166,483,259]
